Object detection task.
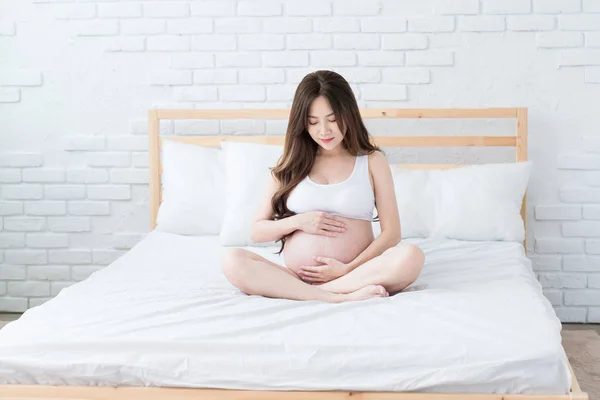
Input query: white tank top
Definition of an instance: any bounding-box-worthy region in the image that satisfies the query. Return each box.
[286,154,375,221]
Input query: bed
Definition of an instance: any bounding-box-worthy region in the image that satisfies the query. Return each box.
[0,107,588,400]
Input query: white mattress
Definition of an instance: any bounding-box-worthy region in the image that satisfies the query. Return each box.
[0,231,570,394]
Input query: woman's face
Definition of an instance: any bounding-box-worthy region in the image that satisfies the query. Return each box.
[306,95,344,153]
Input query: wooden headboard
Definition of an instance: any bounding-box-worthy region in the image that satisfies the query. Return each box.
[148,108,528,248]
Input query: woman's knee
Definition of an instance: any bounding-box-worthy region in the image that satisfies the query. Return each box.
[386,244,425,281]
[221,248,252,284]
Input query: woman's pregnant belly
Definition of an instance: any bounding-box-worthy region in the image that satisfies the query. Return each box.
[283,216,375,274]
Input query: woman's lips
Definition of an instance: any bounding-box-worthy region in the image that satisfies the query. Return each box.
[321,138,334,143]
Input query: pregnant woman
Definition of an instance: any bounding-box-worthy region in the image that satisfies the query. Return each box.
[222,70,425,303]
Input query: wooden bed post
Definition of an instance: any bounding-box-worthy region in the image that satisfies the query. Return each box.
[516,108,528,253]
[148,109,160,230]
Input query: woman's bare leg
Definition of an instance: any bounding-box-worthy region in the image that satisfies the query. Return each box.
[221,248,388,303]
[316,244,425,295]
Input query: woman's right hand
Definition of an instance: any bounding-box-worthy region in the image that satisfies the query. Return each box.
[294,211,347,237]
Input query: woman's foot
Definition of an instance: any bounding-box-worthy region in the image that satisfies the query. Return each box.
[336,284,388,303]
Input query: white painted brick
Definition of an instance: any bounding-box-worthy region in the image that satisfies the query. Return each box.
[0,88,20,102]
[315,18,360,32]
[267,85,297,101]
[0,170,21,183]
[8,282,50,297]
[534,0,581,13]
[406,51,454,66]
[173,87,218,102]
[434,0,479,14]
[382,68,430,83]
[0,21,16,36]
[358,52,405,66]
[216,53,261,67]
[215,18,260,34]
[584,206,600,220]
[559,15,600,30]
[583,135,600,151]
[239,35,285,50]
[564,255,600,271]
[64,136,105,151]
[194,70,237,84]
[508,16,556,31]
[2,185,43,200]
[287,34,332,50]
[129,119,173,136]
[0,265,26,280]
[219,86,265,102]
[263,52,309,67]
[536,32,583,48]
[286,68,318,83]
[554,307,587,322]
[483,0,531,14]
[49,250,92,265]
[29,298,51,308]
[0,283,4,296]
[263,18,312,33]
[0,298,28,312]
[69,201,110,216]
[382,34,428,50]
[535,205,581,220]
[93,250,126,265]
[586,239,600,254]
[563,221,600,237]
[0,154,42,167]
[105,37,145,53]
[220,120,266,135]
[0,233,25,249]
[26,234,69,249]
[564,291,600,306]
[286,1,331,16]
[329,68,379,83]
[143,3,189,18]
[586,67,600,83]
[147,36,189,52]
[539,273,587,288]
[584,171,600,186]
[107,136,148,152]
[458,16,506,31]
[55,4,96,19]
[542,290,563,306]
[110,169,149,184]
[333,0,381,15]
[238,1,282,16]
[584,0,600,12]
[76,21,119,36]
[112,233,144,250]
[86,152,131,167]
[589,308,600,322]
[67,169,108,184]
[174,120,220,135]
[239,69,285,84]
[560,188,600,203]
[51,282,75,296]
[191,1,235,16]
[166,18,212,34]
[0,202,23,216]
[132,153,150,168]
[535,238,584,253]
[589,275,600,288]
[25,201,66,216]
[71,266,104,281]
[22,168,65,183]
[361,85,408,101]
[98,3,141,18]
[4,250,47,265]
[192,35,236,51]
[408,17,455,32]
[148,69,193,85]
[122,20,165,35]
[4,218,45,232]
[87,185,131,200]
[334,34,380,49]
[530,255,563,271]
[48,217,91,232]
[558,153,600,168]
[312,51,356,66]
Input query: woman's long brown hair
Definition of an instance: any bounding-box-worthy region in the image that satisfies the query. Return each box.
[270,70,381,254]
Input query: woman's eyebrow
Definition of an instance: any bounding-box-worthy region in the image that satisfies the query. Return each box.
[308,112,335,118]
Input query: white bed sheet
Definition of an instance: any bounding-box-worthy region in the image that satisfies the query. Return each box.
[0,231,570,394]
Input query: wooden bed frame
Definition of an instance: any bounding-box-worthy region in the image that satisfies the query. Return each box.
[0,107,588,400]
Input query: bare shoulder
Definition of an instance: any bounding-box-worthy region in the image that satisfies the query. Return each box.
[367,150,390,173]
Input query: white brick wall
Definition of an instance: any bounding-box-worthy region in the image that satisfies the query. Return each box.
[1,0,600,321]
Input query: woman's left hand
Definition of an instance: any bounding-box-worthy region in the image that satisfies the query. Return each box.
[298,256,350,284]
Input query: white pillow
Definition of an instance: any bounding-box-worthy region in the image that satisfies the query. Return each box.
[220,142,284,246]
[390,167,436,238]
[155,139,226,235]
